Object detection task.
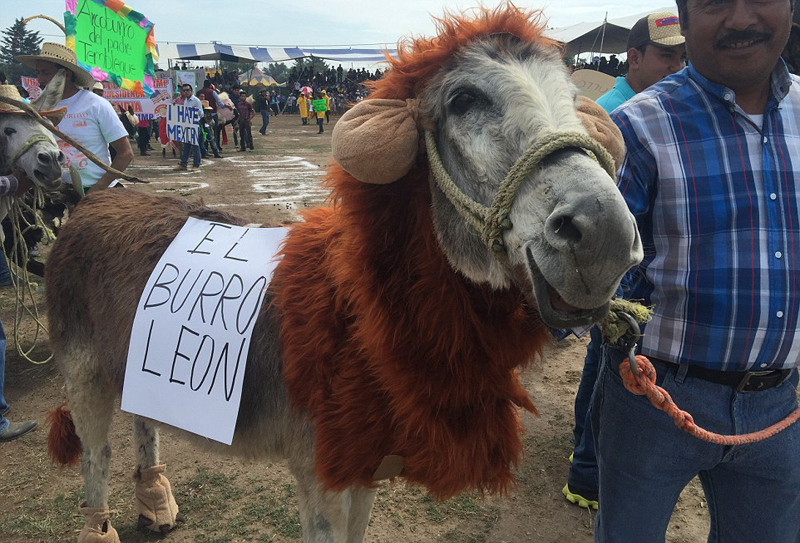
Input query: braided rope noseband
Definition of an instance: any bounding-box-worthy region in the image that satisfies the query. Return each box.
[10,134,53,168]
[425,130,617,262]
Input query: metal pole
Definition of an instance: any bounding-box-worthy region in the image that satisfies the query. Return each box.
[598,12,608,60]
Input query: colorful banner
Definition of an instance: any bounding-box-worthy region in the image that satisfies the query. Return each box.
[21,76,173,120]
[65,0,158,96]
[20,77,42,101]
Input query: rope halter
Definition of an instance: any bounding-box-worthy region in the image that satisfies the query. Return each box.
[10,134,54,167]
[425,130,617,262]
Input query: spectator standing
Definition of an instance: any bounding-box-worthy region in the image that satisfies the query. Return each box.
[256,89,270,135]
[298,92,308,125]
[235,94,255,151]
[136,116,151,156]
[173,83,203,170]
[312,92,326,133]
[196,79,229,147]
[596,13,686,112]
[592,0,800,541]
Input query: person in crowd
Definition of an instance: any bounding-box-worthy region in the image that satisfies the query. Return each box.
[136,115,151,156]
[563,11,686,512]
[199,100,222,158]
[235,92,255,151]
[592,0,800,541]
[323,89,331,123]
[0,170,41,441]
[173,83,203,170]
[18,43,132,192]
[269,91,279,116]
[286,93,296,114]
[228,84,242,147]
[312,91,326,133]
[196,79,229,147]
[91,81,104,97]
[256,89,270,135]
[298,92,308,125]
[596,12,687,112]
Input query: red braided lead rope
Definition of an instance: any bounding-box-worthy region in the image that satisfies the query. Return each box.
[620,355,800,445]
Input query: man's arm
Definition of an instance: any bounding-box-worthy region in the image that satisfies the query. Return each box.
[93,136,133,191]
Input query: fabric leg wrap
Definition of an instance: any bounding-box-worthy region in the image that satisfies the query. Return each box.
[133,464,180,531]
[77,504,120,543]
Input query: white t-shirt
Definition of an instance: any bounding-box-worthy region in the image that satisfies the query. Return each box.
[56,89,128,187]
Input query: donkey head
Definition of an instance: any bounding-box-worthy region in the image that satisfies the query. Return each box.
[0,70,67,191]
[333,7,643,329]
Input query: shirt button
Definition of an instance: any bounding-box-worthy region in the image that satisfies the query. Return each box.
[763,136,769,144]
[760,363,768,368]
[777,311,785,318]
[724,93,732,101]
[776,251,783,259]
[770,193,777,200]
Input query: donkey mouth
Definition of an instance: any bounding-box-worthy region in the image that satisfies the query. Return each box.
[521,248,610,329]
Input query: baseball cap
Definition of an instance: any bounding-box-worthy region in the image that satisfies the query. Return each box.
[627,12,685,51]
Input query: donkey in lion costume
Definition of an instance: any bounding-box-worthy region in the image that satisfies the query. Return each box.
[46,4,641,542]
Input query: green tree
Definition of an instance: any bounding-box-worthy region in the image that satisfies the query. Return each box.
[0,18,42,83]
[265,62,288,83]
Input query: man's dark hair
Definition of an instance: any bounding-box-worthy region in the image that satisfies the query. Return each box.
[203,79,211,88]
[182,83,192,90]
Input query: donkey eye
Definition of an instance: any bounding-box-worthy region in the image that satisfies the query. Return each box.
[449,90,486,115]
[3,127,15,136]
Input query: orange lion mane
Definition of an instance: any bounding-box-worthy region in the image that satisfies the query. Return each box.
[272,3,552,499]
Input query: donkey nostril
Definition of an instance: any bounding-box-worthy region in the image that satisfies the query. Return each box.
[57,151,66,164]
[38,152,51,163]
[550,215,583,244]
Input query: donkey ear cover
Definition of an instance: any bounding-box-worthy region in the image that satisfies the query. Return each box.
[331,95,625,185]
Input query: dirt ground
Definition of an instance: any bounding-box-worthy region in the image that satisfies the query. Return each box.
[0,114,710,542]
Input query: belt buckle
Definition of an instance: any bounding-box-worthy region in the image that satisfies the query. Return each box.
[736,370,779,392]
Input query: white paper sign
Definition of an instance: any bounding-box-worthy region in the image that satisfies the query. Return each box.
[121,218,287,444]
[166,104,201,145]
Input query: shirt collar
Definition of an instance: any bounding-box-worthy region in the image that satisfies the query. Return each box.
[686,58,792,109]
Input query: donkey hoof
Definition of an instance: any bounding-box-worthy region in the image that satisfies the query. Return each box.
[159,524,172,535]
[136,514,152,530]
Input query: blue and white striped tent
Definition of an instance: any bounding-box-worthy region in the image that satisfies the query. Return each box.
[156,43,397,64]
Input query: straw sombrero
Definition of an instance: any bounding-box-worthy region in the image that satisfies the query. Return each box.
[0,85,66,126]
[16,42,96,89]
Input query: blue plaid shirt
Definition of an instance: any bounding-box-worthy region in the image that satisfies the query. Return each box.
[613,60,800,371]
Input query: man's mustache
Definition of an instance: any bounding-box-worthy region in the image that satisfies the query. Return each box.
[715,29,771,48]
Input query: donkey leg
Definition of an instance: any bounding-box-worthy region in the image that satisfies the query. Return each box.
[132,416,180,534]
[289,461,375,543]
[344,486,376,543]
[63,346,120,542]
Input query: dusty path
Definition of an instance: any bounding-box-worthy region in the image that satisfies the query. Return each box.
[0,114,709,542]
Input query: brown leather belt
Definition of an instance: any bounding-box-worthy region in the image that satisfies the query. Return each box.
[649,357,794,392]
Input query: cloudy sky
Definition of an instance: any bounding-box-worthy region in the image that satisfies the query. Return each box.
[4,0,674,67]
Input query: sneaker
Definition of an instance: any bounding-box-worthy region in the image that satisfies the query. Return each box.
[0,420,38,442]
[28,246,40,257]
[173,164,188,171]
[562,484,598,510]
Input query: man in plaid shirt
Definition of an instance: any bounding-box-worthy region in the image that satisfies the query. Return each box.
[591,0,800,540]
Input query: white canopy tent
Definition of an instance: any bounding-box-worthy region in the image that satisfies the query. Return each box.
[544,7,676,57]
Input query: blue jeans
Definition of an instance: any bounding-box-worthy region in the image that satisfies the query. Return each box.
[259,110,269,134]
[567,326,602,493]
[180,142,201,167]
[0,321,9,434]
[591,345,800,542]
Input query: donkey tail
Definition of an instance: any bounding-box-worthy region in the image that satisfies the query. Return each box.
[47,402,81,467]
